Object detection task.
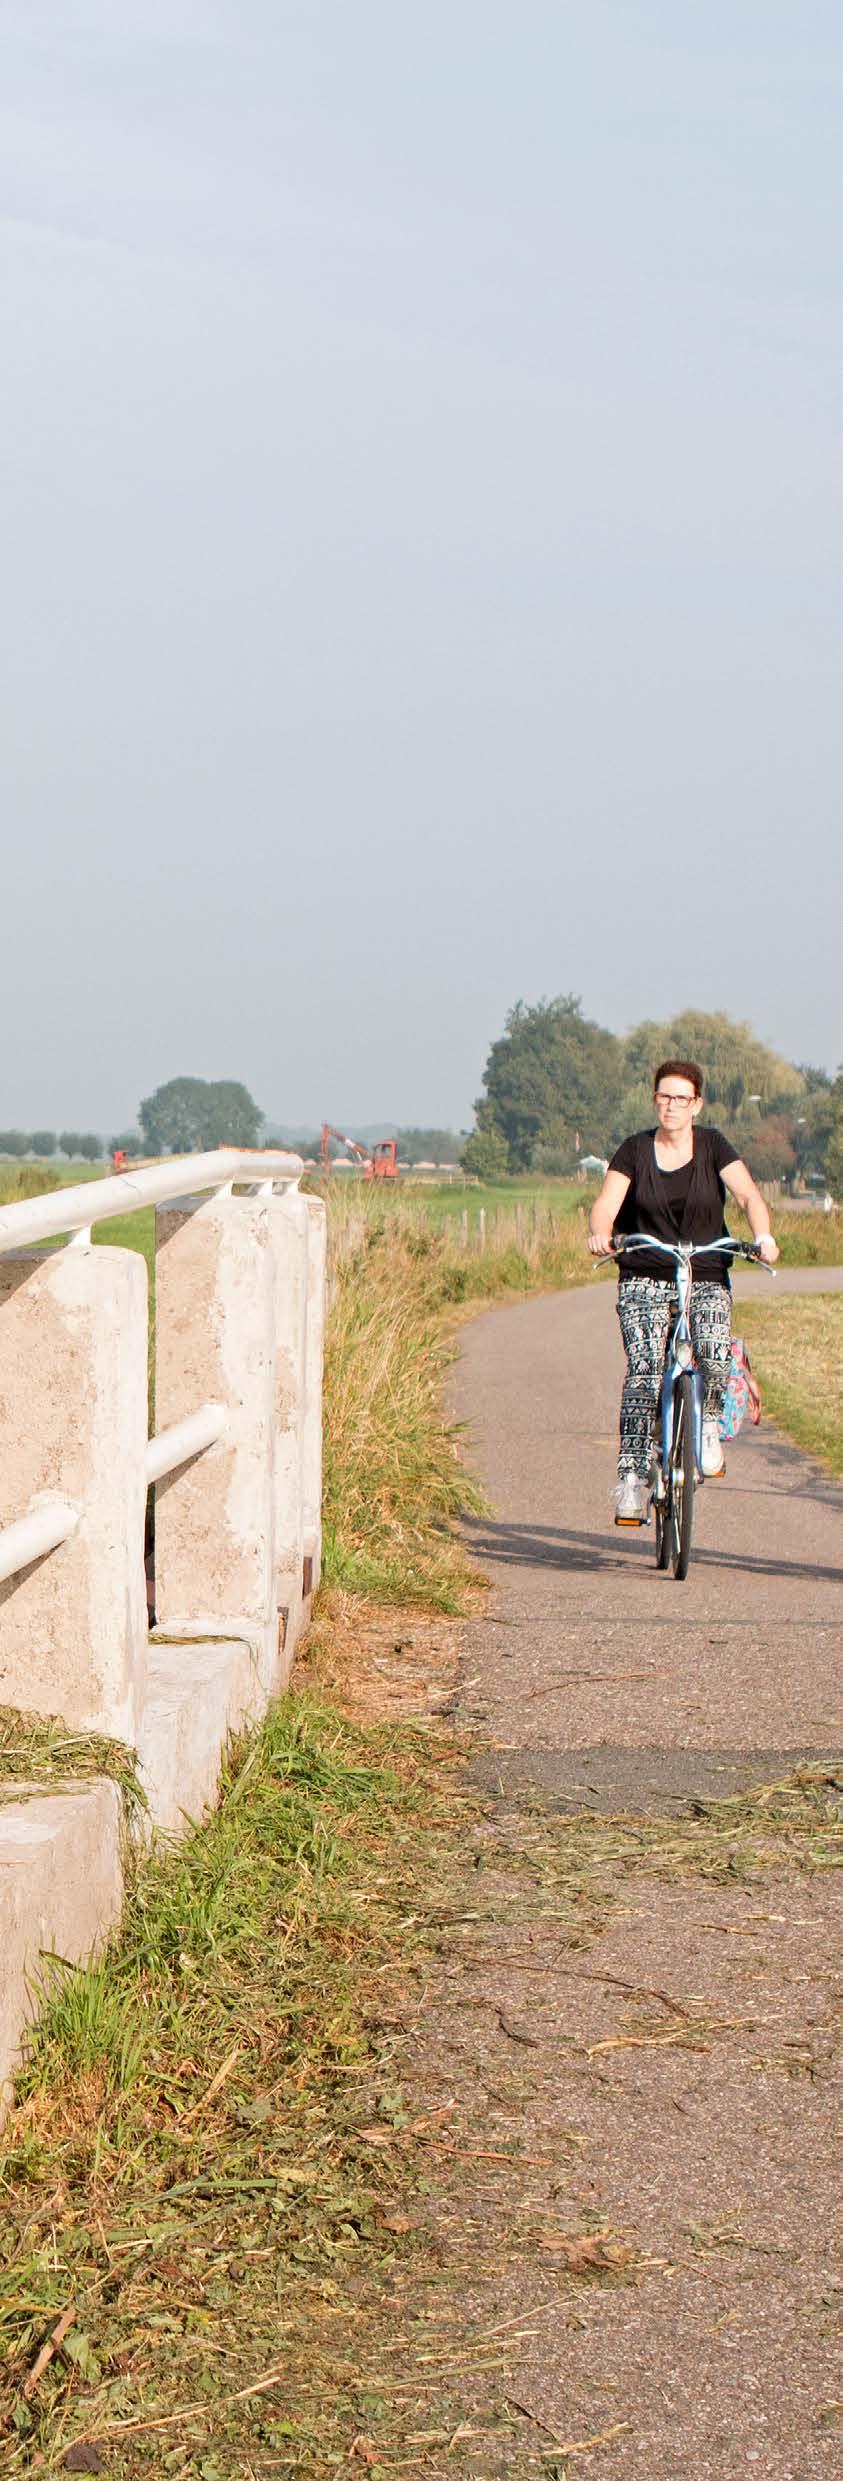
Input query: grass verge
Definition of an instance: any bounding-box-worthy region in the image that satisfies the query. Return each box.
[737,1294,843,1476]
[0,1693,459,2475]
[1,1697,838,2475]
[321,1191,590,1609]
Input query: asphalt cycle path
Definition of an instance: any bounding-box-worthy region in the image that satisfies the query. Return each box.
[452,1265,842,1812]
[405,1268,842,2477]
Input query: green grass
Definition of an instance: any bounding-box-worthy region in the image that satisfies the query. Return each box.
[0,1696,459,2476]
[92,1207,154,1277]
[737,1294,843,1476]
[398,1176,591,1228]
[0,1163,107,1209]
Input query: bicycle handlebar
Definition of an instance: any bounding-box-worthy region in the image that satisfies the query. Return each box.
[594,1233,776,1274]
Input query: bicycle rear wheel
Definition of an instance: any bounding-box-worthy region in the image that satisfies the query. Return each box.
[670,1373,695,1580]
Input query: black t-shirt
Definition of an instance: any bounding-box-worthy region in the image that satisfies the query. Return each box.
[608,1126,737,1285]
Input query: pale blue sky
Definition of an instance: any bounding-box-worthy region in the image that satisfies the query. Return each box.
[2,1,840,1131]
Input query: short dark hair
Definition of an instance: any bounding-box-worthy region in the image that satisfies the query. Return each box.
[653,1057,704,1098]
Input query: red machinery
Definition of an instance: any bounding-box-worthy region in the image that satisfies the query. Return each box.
[320,1124,399,1180]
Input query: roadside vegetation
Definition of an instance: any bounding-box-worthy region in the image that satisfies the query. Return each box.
[0,1178,840,2472]
[737,1293,843,1477]
[321,1185,593,1609]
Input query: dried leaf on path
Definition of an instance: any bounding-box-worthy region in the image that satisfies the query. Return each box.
[536,2228,645,2276]
[22,2302,77,2400]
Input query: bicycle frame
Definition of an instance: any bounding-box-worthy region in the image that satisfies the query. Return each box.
[657,1248,705,1483]
[602,1233,774,1490]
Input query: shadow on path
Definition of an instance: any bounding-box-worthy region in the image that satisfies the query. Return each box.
[464,1512,843,1589]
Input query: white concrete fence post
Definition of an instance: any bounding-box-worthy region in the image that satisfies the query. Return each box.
[269,1188,310,1669]
[152,1192,279,1690]
[0,1147,328,2108]
[301,1195,327,1597]
[0,1245,148,1741]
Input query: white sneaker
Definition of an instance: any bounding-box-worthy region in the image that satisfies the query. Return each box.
[614,1477,649,1526]
[701,1418,726,1479]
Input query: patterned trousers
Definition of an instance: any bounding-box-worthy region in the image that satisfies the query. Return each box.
[616,1278,732,1481]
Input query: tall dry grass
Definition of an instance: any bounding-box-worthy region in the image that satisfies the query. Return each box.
[737,1294,843,1476]
[320,1188,589,1606]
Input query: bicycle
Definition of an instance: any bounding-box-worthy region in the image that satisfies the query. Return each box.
[602,1234,775,1580]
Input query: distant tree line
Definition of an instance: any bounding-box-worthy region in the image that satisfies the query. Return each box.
[394,1128,464,1163]
[8,1036,840,1191]
[0,1076,264,1162]
[266,1124,465,1163]
[463,998,842,1189]
[0,1130,106,1160]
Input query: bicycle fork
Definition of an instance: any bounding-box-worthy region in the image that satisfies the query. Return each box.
[659,1356,705,1481]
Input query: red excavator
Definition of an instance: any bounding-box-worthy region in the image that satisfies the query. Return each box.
[320,1125,399,1180]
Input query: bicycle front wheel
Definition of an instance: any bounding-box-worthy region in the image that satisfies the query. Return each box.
[670,1373,695,1580]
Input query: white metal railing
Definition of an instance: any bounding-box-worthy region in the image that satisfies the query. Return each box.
[0,1494,80,1586]
[0,1150,303,1591]
[146,1403,228,1485]
[0,1148,303,1257]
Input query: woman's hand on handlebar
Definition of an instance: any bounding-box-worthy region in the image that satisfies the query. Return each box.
[756,1232,779,1264]
[588,1229,615,1257]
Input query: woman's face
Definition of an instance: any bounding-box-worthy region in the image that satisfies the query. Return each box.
[653,1077,702,1132]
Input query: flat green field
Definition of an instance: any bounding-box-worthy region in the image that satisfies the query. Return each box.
[399,1176,589,1225]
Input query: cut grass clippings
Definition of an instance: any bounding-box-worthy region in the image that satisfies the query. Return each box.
[1,1700,838,2475]
[0,1710,145,1829]
[0,1693,461,2476]
[737,1293,843,1476]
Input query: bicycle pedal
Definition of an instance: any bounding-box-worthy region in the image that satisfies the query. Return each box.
[614,1514,647,1528]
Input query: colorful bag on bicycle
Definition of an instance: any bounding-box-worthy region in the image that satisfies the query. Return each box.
[718,1337,761,1442]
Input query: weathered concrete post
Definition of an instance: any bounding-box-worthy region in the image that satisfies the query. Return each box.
[269,1186,309,1671]
[301,1195,327,1597]
[153,1194,278,1689]
[0,1246,148,1741]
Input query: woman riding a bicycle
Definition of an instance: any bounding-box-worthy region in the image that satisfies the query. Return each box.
[588,1059,779,1525]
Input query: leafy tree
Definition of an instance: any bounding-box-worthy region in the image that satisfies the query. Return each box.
[474,996,624,1171]
[0,1130,28,1156]
[460,1128,510,1180]
[77,1133,103,1160]
[139,1077,263,1154]
[30,1130,57,1157]
[109,1129,142,1159]
[622,1010,804,1120]
[790,1079,839,1181]
[823,1074,843,1195]
[397,1128,464,1163]
[737,1114,797,1184]
[59,1132,84,1158]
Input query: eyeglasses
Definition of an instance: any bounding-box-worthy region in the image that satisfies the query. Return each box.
[655,1093,695,1107]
